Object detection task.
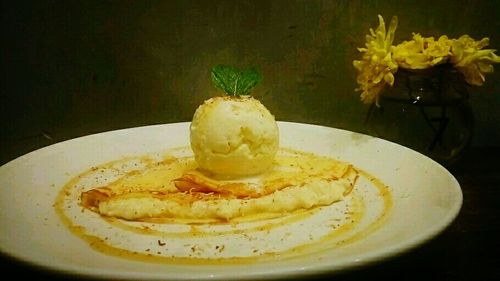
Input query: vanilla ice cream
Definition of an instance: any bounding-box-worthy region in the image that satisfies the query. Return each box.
[190,96,279,177]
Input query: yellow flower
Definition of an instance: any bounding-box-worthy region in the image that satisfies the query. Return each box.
[450,35,500,86]
[353,15,500,105]
[393,34,452,69]
[353,15,398,105]
[426,35,453,60]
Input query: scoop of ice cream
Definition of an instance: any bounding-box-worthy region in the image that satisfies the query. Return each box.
[190,96,279,177]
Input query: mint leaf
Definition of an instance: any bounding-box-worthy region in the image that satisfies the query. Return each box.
[211,65,262,96]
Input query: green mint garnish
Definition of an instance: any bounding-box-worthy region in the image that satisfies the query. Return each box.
[211,64,262,96]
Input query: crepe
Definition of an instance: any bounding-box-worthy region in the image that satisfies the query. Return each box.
[80,149,358,222]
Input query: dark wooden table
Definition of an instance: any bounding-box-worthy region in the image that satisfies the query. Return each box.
[1,146,499,281]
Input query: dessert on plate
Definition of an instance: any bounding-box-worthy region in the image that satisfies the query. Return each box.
[80,65,358,222]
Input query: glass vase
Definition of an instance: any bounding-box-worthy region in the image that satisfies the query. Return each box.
[365,63,474,167]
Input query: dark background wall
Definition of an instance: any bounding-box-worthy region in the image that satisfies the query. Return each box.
[2,0,499,164]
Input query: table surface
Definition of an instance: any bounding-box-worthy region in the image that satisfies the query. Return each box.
[1,145,499,281]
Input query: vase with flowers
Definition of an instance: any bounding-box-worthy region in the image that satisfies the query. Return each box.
[353,15,500,166]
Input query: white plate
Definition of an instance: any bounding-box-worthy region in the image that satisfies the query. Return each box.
[0,122,462,280]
